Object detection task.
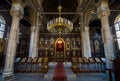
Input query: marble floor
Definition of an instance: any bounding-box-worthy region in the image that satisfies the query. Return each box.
[0,73,109,81]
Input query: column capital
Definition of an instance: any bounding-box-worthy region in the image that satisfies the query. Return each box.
[10,3,24,19]
[97,0,110,18]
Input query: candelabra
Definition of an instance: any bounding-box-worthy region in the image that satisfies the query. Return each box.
[47,5,73,35]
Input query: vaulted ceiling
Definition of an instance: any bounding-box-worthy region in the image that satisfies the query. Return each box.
[42,0,78,21]
[0,0,120,34]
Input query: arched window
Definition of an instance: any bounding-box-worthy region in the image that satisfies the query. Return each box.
[114,15,120,49]
[0,15,5,38]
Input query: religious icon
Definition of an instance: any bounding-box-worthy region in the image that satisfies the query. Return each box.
[58,44,62,48]
[94,40,100,52]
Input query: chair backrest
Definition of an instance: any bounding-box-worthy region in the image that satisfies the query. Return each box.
[72,57,78,62]
[38,58,43,63]
[32,58,38,63]
[83,57,89,62]
[88,57,95,62]
[15,58,21,62]
[101,58,106,63]
[95,58,101,62]
[21,57,27,62]
[44,57,48,62]
[78,58,83,63]
[27,57,32,62]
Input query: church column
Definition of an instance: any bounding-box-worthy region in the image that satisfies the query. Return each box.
[29,12,40,58]
[97,0,114,68]
[81,27,91,58]
[81,29,86,57]
[29,27,36,58]
[2,1,23,80]
[84,27,91,58]
[35,12,40,57]
[85,27,91,58]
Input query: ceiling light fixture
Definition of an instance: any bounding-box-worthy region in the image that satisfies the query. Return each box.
[47,0,73,35]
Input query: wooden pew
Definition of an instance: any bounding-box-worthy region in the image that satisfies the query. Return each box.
[14,57,21,72]
[41,57,49,74]
[94,58,102,72]
[82,57,89,72]
[25,57,32,72]
[19,57,27,72]
[100,58,106,72]
[78,57,83,72]
[31,57,38,72]
[71,57,80,74]
[88,57,96,72]
[37,58,43,72]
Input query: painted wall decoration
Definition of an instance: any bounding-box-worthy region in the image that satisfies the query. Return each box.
[56,39,64,51]
[50,38,55,49]
[65,38,70,50]
[94,40,100,52]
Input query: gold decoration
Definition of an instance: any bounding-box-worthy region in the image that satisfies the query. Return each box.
[47,5,73,35]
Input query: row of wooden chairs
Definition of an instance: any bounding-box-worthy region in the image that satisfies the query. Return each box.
[14,57,49,73]
[71,57,106,73]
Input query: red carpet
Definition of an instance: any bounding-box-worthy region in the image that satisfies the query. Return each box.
[52,62,67,81]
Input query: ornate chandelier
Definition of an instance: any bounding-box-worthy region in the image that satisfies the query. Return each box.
[47,5,73,34]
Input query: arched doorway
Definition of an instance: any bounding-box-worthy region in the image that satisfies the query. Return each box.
[55,38,65,62]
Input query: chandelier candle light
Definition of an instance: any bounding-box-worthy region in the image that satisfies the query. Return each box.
[47,5,73,35]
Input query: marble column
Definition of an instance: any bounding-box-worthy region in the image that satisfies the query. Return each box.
[81,27,91,58]
[84,27,91,58]
[29,27,36,58]
[35,12,40,57]
[2,2,23,80]
[97,0,115,68]
[81,29,86,57]
[29,13,40,58]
